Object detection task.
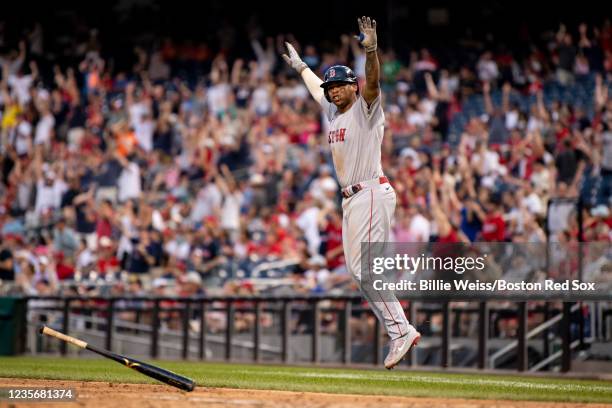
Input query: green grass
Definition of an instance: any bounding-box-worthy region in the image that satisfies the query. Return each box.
[0,357,611,403]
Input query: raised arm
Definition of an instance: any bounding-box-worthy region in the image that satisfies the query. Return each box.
[535,89,549,121]
[356,16,379,105]
[595,74,608,111]
[501,82,512,113]
[425,72,440,100]
[282,42,325,104]
[482,81,494,115]
[230,58,244,87]
[428,170,452,238]
[29,61,39,81]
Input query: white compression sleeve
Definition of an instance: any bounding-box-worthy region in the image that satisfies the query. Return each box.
[301,68,325,105]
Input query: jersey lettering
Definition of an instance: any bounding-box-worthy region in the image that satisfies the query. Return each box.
[328,128,346,144]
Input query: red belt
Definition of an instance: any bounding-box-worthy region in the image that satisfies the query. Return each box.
[341,176,390,199]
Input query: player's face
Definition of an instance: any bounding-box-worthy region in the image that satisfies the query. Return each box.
[327,83,357,109]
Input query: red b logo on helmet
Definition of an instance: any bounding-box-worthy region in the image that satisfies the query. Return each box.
[328,68,336,78]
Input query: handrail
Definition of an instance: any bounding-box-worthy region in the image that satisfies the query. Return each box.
[70,313,283,353]
[21,291,612,302]
[250,258,301,277]
[529,340,581,372]
[489,303,581,368]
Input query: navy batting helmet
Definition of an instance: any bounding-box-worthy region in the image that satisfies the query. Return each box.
[320,65,358,102]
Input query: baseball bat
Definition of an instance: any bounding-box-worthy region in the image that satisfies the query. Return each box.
[39,326,195,392]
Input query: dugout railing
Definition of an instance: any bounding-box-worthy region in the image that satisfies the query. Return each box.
[20,295,612,372]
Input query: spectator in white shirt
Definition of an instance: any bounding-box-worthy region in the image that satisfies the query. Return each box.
[117,154,142,203]
[477,51,499,83]
[34,101,55,147]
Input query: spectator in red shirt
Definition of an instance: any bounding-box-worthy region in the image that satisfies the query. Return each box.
[95,200,115,239]
[480,199,506,241]
[96,236,120,276]
[321,209,344,270]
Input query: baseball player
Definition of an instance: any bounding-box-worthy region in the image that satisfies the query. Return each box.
[283,16,420,369]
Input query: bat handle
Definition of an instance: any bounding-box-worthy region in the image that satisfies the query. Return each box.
[39,326,88,349]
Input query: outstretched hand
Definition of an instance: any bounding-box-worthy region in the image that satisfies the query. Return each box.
[282,42,307,74]
[355,16,377,53]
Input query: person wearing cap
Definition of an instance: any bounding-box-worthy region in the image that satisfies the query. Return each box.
[304,255,331,292]
[152,277,169,290]
[53,216,79,259]
[283,17,421,369]
[586,204,612,241]
[96,236,120,276]
[178,271,204,298]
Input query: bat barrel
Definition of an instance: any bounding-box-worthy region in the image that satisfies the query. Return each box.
[86,344,196,392]
[130,363,196,392]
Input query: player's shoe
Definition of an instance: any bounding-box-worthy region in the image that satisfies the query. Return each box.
[384,326,421,369]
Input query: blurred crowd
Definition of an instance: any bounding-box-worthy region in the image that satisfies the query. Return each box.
[0,17,610,312]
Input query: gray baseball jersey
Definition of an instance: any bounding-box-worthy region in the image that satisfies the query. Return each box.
[318,93,411,341]
[320,95,385,188]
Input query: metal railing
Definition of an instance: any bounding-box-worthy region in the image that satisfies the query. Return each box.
[489,303,582,370]
[22,295,609,372]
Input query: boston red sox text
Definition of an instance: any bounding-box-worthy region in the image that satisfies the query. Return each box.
[372,279,597,291]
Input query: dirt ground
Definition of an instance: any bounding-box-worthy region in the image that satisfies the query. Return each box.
[1,378,611,408]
